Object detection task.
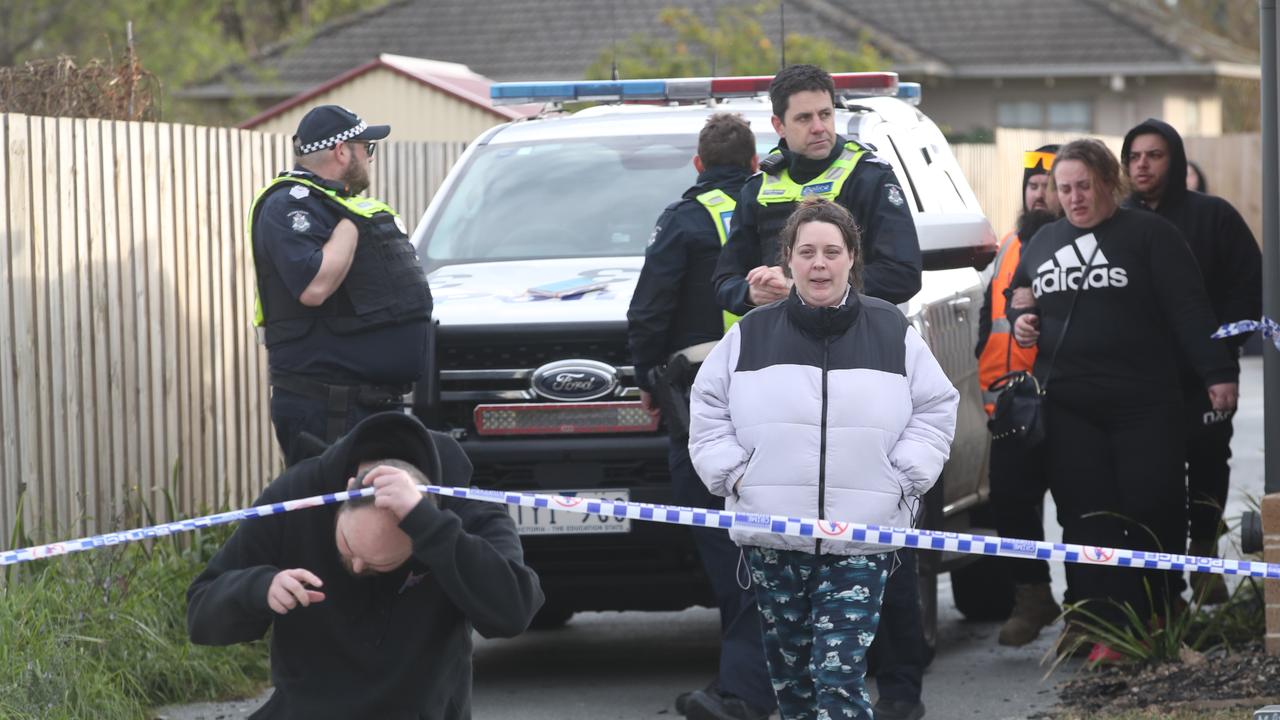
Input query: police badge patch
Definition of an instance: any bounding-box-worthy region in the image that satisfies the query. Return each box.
[886,184,905,207]
[287,210,311,232]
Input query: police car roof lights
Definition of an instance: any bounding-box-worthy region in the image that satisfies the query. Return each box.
[490,72,899,106]
[896,82,922,106]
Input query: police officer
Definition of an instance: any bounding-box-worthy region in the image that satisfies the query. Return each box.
[975,146,1063,647]
[712,64,926,720]
[250,105,433,466]
[627,113,772,720]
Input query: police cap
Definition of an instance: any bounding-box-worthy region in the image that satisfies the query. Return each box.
[293,105,391,155]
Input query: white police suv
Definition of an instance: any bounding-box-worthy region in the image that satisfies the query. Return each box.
[409,73,1006,636]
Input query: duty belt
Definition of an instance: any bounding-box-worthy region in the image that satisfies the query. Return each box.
[269,370,411,444]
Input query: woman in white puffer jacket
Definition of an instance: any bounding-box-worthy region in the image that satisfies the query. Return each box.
[688,198,958,720]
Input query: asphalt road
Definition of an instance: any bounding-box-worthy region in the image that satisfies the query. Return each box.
[155,357,1268,720]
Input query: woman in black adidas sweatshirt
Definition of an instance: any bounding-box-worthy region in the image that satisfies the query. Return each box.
[1007,139,1236,659]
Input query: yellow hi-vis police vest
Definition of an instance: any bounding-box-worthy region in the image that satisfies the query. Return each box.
[756,141,866,206]
[248,175,403,329]
[695,188,742,331]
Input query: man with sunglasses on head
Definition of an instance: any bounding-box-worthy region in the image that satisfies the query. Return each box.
[975,145,1064,648]
[249,105,433,466]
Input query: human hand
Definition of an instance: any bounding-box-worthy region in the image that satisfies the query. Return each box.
[1013,313,1040,347]
[1009,287,1035,309]
[639,390,661,419]
[1207,382,1238,413]
[267,568,325,614]
[746,265,790,306]
[360,463,427,520]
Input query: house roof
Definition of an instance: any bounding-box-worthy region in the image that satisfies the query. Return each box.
[238,54,539,128]
[182,0,1259,102]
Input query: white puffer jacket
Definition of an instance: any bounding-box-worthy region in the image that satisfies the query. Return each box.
[688,290,958,555]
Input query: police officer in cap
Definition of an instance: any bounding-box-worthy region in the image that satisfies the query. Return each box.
[250,105,433,466]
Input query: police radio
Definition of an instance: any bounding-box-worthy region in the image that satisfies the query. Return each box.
[759,153,786,176]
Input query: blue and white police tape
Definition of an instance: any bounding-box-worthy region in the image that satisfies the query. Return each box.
[1213,316,1279,350]
[0,486,380,566]
[4,484,1279,580]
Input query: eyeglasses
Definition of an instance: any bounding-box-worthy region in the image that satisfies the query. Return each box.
[1022,150,1055,171]
[341,141,376,158]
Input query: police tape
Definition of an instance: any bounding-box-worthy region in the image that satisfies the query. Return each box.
[3,484,1278,580]
[1213,316,1279,350]
[0,487,379,566]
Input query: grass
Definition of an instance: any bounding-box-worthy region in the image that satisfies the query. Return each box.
[0,493,270,719]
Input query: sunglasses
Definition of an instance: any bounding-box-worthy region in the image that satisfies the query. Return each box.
[1022,150,1055,171]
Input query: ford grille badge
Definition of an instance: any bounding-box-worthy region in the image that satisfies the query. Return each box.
[530,360,619,402]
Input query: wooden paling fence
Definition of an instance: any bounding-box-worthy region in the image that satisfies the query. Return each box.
[0,112,463,546]
[0,111,1259,548]
[954,128,1263,243]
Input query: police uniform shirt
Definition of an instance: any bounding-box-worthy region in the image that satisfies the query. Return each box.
[712,135,922,315]
[255,170,428,385]
[627,165,753,393]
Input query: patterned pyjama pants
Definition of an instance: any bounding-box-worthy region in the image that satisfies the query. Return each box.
[746,547,890,720]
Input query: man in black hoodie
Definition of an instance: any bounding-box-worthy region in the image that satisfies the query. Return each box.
[187,411,544,719]
[1120,119,1262,604]
[975,145,1062,648]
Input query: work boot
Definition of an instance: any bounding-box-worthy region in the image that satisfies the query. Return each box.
[873,698,926,720]
[1188,539,1230,605]
[997,583,1062,647]
[683,689,771,720]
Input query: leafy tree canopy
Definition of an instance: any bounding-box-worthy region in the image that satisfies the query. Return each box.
[0,0,381,121]
[586,2,884,81]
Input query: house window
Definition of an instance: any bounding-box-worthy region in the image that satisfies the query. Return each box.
[1185,100,1201,136]
[996,100,1095,131]
[997,101,1043,129]
[1047,101,1091,131]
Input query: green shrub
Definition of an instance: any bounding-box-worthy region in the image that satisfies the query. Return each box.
[0,526,269,719]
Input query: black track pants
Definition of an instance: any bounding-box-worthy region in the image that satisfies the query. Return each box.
[1045,395,1186,626]
[989,438,1052,585]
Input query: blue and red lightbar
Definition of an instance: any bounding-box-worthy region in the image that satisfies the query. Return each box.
[491,72,900,106]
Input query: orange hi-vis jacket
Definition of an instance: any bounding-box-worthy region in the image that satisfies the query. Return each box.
[978,230,1039,416]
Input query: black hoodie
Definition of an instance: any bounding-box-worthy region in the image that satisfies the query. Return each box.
[1121,118,1262,357]
[187,412,544,719]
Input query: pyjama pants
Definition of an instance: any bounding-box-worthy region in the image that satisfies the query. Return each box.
[746,546,889,720]
[1046,395,1185,626]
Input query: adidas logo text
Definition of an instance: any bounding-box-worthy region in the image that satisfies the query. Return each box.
[1032,232,1129,296]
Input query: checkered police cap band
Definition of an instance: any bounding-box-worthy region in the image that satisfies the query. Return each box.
[295,120,368,154]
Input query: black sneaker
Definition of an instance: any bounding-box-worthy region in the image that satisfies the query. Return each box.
[874,698,926,720]
[684,689,771,720]
[675,681,718,715]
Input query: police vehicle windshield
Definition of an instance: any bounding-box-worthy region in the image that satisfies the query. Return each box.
[419,133,774,271]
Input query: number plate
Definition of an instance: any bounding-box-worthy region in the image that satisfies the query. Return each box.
[508,490,631,535]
